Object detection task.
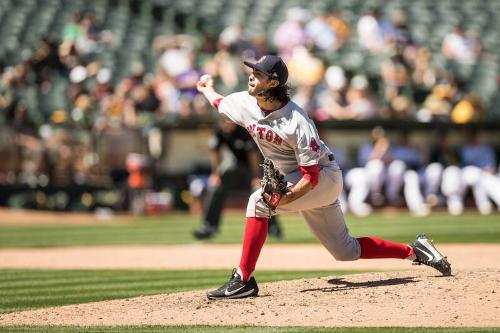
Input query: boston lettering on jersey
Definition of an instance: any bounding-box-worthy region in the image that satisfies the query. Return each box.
[246,124,283,145]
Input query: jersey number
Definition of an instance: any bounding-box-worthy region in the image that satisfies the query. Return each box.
[310,138,320,152]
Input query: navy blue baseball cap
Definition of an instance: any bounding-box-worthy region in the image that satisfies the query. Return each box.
[244,55,288,86]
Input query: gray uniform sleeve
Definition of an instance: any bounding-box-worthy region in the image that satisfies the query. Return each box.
[295,118,321,166]
[218,92,246,127]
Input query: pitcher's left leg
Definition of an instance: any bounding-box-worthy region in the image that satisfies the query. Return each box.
[301,201,451,275]
[302,201,414,260]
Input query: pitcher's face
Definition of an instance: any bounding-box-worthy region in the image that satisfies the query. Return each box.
[247,69,278,97]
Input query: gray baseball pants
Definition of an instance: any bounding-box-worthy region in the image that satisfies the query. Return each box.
[246,165,361,261]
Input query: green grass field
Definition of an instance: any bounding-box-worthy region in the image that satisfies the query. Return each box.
[0,211,499,332]
[1,212,499,248]
[0,269,357,314]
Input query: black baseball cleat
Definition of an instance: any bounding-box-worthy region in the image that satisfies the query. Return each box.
[411,234,452,276]
[193,224,216,240]
[207,269,259,299]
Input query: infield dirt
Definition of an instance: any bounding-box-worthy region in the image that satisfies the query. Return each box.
[0,270,498,327]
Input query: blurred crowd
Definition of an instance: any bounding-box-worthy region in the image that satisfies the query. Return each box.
[0,4,498,214]
[0,10,156,188]
[336,127,500,217]
[289,7,491,123]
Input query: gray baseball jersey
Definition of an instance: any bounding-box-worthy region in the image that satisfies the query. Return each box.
[219,91,339,175]
[218,91,360,261]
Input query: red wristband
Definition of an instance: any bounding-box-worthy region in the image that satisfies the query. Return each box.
[300,164,319,188]
[212,98,223,110]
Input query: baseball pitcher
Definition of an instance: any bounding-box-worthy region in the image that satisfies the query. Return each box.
[196,55,452,299]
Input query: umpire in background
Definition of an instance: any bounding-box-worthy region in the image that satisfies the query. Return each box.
[193,121,283,240]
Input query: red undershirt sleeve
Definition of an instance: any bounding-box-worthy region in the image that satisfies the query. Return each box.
[299,164,319,188]
[212,98,223,110]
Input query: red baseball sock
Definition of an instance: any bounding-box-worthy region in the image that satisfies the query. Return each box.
[357,237,414,259]
[238,217,268,281]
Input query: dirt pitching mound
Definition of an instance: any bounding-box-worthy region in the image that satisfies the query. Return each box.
[1,270,498,327]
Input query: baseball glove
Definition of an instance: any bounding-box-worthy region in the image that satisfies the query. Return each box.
[261,159,288,210]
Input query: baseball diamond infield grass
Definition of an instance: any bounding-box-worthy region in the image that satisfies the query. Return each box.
[0,269,365,314]
[0,212,499,248]
[0,327,498,333]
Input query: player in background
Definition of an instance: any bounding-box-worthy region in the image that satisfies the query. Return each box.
[430,130,500,215]
[345,126,392,216]
[196,55,451,300]
[424,131,462,214]
[458,130,500,214]
[356,126,392,207]
[192,120,283,240]
[390,131,430,216]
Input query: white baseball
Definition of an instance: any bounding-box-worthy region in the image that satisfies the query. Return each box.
[199,74,211,85]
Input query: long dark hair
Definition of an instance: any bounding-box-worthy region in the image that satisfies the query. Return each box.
[259,83,291,102]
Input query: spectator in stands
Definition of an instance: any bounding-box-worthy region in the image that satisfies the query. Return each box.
[442,25,481,65]
[32,34,68,83]
[292,84,317,118]
[391,11,414,49]
[317,74,377,120]
[203,25,246,91]
[326,10,350,48]
[315,65,347,121]
[305,12,338,52]
[154,34,196,79]
[287,46,324,86]
[411,47,438,105]
[175,56,209,120]
[92,68,114,103]
[123,63,161,125]
[218,24,256,56]
[252,34,269,60]
[0,67,16,117]
[381,51,414,119]
[67,65,89,103]
[388,94,414,120]
[273,6,310,60]
[98,63,158,130]
[75,12,99,57]
[417,79,458,122]
[153,66,180,120]
[357,8,395,54]
[62,13,82,44]
[451,94,486,124]
[154,35,211,119]
[97,78,136,128]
